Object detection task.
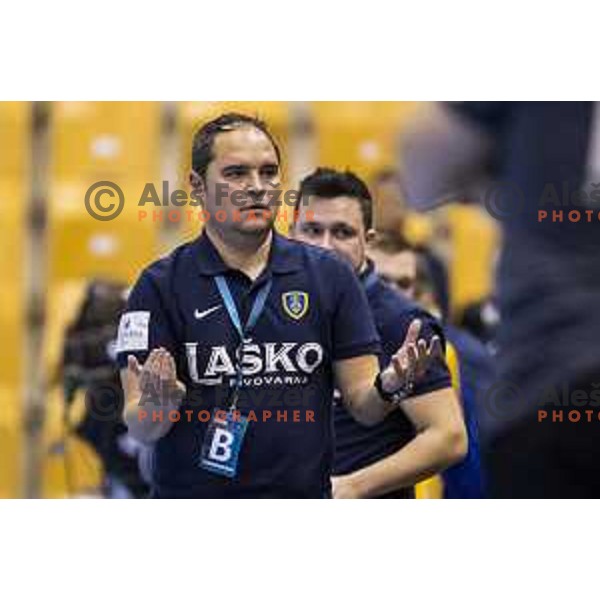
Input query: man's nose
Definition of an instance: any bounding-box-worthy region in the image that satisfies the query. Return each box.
[246,171,266,198]
[321,231,334,250]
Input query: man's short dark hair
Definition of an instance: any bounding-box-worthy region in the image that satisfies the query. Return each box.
[191,112,282,180]
[297,167,374,230]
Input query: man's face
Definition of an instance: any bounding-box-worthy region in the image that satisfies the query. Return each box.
[367,247,417,299]
[197,126,281,236]
[292,195,369,272]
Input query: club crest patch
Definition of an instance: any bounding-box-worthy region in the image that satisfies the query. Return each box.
[281,291,309,321]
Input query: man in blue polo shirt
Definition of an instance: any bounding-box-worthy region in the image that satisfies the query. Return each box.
[117,113,443,499]
[290,168,467,499]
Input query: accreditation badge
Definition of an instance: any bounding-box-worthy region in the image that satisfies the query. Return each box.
[198,408,249,478]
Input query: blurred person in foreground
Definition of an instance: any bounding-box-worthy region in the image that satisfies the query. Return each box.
[117,113,449,499]
[290,167,466,499]
[402,102,600,498]
[369,233,492,498]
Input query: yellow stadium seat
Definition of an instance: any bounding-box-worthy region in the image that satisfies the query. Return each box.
[50,102,161,180]
[47,102,163,285]
[42,386,104,498]
[415,476,444,499]
[0,386,23,498]
[47,180,158,284]
[311,102,419,182]
[46,100,163,300]
[42,280,88,377]
[445,204,499,317]
[0,101,30,498]
[0,101,30,179]
[0,183,26,389]
[39,103,164,497]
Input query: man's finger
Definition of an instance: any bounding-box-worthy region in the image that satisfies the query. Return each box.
[403,319,422,347]
[128,354,141,376]
[158,352,175,401]
[164,351,177,380]
[406,344,418,381]
[428,336,444,360]
[407,343,419,365]
[158,352,170,381]
[141,349,161,391]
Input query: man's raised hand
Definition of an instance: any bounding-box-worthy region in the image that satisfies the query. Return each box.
[127,348,185,408]
[380,319,445,393]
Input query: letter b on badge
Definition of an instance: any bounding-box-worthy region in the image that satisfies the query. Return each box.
[209,429,234,462]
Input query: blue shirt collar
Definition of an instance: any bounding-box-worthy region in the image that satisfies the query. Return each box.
[191,229,303,277]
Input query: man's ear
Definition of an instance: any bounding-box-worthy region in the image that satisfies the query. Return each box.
[190,169,205,203]
[365,228,377,245]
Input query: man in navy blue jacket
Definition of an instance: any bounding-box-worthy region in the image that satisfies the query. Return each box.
[116,114,461,498]
[290,167,466,498]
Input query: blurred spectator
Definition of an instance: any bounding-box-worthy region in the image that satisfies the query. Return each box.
[61,280,149,498]
[402,101,600,497]
[367,232,418,299]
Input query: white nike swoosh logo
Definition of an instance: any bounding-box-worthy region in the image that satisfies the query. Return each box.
[194,306,222,320]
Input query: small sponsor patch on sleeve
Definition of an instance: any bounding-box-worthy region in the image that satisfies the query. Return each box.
[117,311,150,352]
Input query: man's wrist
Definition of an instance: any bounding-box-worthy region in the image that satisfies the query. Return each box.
[374,371,413,405]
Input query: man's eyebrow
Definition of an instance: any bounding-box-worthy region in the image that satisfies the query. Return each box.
[220,161,279,171]
[221,163,248,170]
[331,222,358,231]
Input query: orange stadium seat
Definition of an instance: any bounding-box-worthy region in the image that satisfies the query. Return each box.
[310,102,419,183]
[0,102,29,498]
